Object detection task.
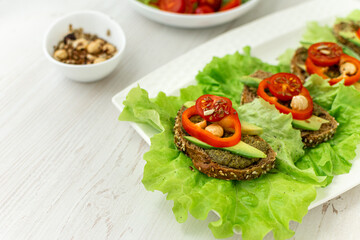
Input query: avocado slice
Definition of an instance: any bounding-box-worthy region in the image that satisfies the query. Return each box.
[240,121,263,135]
[339,31,360,47]
[184,136,267,159]
[292,115,329,131]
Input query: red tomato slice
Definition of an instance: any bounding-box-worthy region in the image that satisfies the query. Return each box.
[198,0,221,11]
[159,0,185,13]
[268,73,303,101]
[195,95,232,122]
[219,0,241,11]
[195,5,215,14]
[184,0,197,13]
[308,42,343,67]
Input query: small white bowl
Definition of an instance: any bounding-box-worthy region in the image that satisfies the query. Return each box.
[44,10,126,83]
[128,0,259,28]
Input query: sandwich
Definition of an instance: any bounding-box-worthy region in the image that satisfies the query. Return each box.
[174,94,276,181]
[291,41,360,86]
[241,71,338,148]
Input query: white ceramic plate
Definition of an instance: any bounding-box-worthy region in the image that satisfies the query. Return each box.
[113,0,360,210]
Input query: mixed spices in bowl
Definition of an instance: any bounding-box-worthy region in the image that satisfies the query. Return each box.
[53,25,117,65]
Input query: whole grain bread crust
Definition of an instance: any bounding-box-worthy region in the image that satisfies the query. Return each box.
[241,70,339,148]
[291,47,308,83]
[174,106,276,181]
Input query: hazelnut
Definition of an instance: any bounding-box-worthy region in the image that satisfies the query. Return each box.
[72,38,88,50]
[95,38,105,45]
[58,42,65,49]
[87,40,102,54]
[102,43,116,55]
[94,57,106,64]
[290,95,309,111]
[340,62,357,76]
[205,124,224,137]
[87,54,96,61]
[54,49,68,60]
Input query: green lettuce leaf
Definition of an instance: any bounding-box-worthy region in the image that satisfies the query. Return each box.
[196,47,290,105]
[300,22,337,48]
[295,77,360,185]
[143,126,316,240]
[237,99,327,185]
[277,48,295,68]
[303,74,340,111]
[119,85,203,131]
[335,9,360,23]
[120,85,317,240]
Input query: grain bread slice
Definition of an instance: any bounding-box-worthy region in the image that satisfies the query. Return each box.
[174,106,276,181]
[334,21,360,55]
[291,47,309,83]
[241,70,339,148]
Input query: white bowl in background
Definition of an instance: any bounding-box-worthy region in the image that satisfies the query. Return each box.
[128,0,260,28]
[43,10,126,83]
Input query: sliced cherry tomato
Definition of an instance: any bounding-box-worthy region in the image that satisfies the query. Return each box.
[195,94,232,122]
[182,106,241,148]
[198,0,221,11]
[184,0,197,13]
[307,42,343,67]
[159,0,185,13]
[219,0,241,11]
[257,75,313,120]
[268,73,303,101]
[195,5,215,14]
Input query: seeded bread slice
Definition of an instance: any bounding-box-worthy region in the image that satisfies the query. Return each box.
[291,47,309,83]
[241,70,339,148]
[334,21,360,56]
[174,106,276,181]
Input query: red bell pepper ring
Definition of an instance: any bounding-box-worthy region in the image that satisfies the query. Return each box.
[329,54,360,85]
[181,106,241,148]
[306,54,360,86]
[257,79,314,120]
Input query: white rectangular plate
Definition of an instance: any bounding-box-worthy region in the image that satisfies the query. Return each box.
[113,0,360,210]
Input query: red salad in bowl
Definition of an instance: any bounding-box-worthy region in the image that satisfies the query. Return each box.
[140,0,246,14]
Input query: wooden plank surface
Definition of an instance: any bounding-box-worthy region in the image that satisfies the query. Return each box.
[1,0,359,239]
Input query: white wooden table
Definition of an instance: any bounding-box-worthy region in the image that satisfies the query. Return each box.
[1,0,359,239]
